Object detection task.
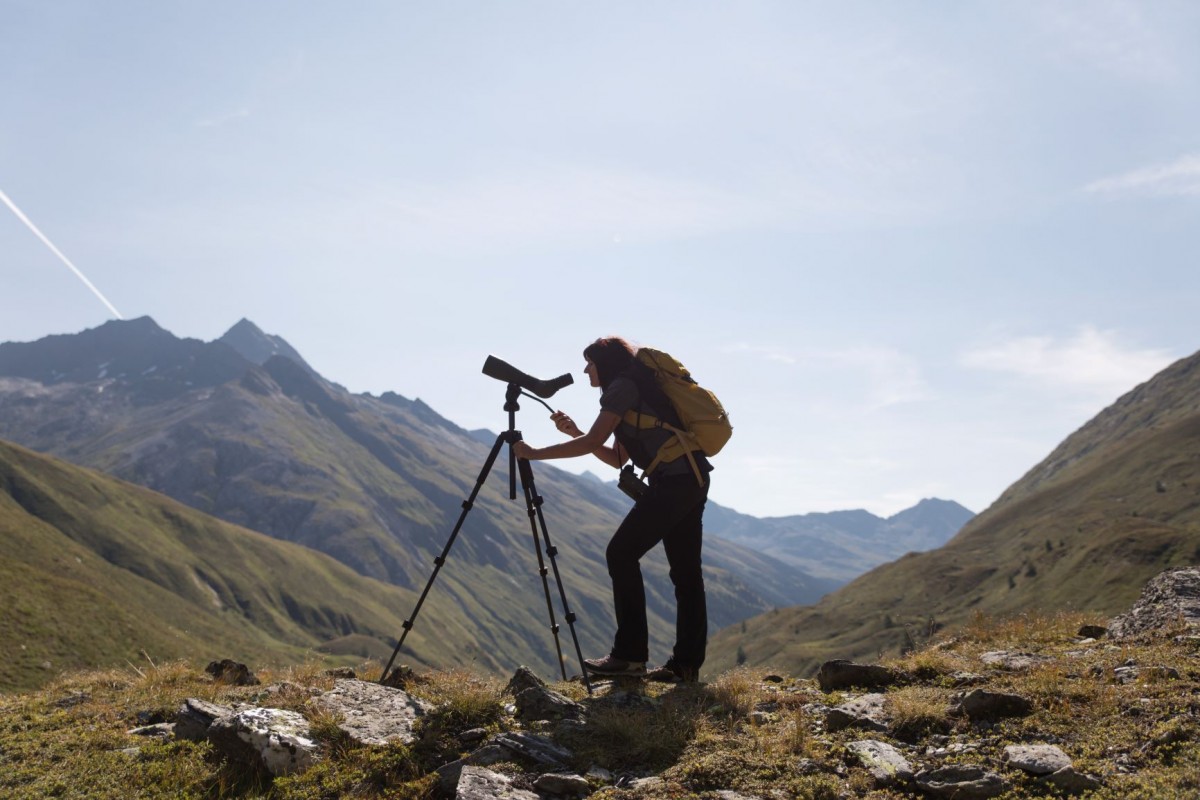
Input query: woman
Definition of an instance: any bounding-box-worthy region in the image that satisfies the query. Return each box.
[512,336,711,682]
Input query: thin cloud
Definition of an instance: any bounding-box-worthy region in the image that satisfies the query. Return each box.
[1084,153,1200,198]
[722,342,929,409]
[961,327,1175,395]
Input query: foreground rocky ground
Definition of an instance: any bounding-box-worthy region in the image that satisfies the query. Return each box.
[3,569,1200,799]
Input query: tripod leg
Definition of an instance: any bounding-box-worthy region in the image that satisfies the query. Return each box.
[517,456,594,695]
[379,432,507,683]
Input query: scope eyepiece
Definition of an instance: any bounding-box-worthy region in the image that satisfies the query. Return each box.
[482,355,574,399]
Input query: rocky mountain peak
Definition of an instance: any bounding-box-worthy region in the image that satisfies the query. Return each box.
[218,319,315,376]
[0,315,243,388]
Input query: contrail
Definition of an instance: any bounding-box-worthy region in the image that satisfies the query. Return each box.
[0,187,124,319]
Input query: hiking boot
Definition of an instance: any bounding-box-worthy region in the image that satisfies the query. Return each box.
[583,655,646,677]
[647,658,699,683]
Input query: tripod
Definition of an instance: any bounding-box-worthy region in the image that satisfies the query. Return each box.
[379,381,592,694]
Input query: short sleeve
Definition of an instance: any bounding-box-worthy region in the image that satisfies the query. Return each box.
[599,376,638,417]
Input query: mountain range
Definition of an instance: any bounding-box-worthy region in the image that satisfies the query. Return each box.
[0,317,970,690]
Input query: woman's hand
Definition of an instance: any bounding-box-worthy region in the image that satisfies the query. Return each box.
[551,410,583,438]
[513,441,538,460]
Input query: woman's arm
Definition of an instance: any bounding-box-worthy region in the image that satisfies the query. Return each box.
[548,410,627,468]
[513,410,622,462]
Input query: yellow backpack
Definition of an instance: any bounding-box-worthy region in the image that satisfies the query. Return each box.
[622,347,732,484]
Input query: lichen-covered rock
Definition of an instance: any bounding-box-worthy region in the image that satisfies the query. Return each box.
[455,766,539,800]
[825,693,889,733]
[846,739,914,787]
[313,678,432,745]
[207,707,317,776]
[1109,567,1200,640]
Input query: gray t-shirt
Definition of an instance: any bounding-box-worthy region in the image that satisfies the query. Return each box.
[600,375,710,478]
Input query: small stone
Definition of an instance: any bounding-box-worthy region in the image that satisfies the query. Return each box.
[1042,765,1102,793]
[205,659,259,686]
[586,765,614,783]
[1004,744,1073,775]
[128,723,175,739]
[816,660,901,692]
[534,772,590,795]
[460,727,488,744]
[627,776,665,791]
[825,693,889,733]
[979,651,1051,671]
[953,689,1033,720]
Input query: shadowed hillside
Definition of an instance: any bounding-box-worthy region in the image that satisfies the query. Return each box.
[709,347,1200,676]
[0,439,495,692]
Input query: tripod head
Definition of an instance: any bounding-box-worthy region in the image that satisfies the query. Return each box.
[482,355,573,399]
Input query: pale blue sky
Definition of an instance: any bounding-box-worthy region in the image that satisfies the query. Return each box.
[3,1,1198,518]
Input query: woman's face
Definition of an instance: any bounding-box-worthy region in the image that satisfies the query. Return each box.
[583,358,600,388]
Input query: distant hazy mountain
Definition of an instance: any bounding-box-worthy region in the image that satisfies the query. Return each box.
[0,318,831,679]
[708,346,1200,676]
[567,473,971,585]
[702,498,974,583]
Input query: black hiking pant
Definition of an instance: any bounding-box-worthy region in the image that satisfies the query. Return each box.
[605,472,709,669]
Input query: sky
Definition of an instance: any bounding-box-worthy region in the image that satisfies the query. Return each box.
[3,1,1199,520]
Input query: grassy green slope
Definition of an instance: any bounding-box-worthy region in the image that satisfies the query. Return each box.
[0,440,494,693]
[709,351,1200,676]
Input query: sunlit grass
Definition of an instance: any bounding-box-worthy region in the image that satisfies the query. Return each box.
[4,614,1200,798]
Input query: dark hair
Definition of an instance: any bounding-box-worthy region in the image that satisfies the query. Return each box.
[583,337,636,389]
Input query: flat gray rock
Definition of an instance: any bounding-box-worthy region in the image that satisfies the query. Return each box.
[979,651,1052,671]
[847,739,913,786]
[1042,765,1102,792]
[916,764,1008,799]
[534,772,591,795]
[493,731,574,767]
[954,688,1033,720]
[456,766,539,800]
[1004,744,1072,775]
[314,679,432,745]
[826,693,889,733]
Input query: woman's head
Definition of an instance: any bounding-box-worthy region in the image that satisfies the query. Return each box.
[583,337,636,389]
